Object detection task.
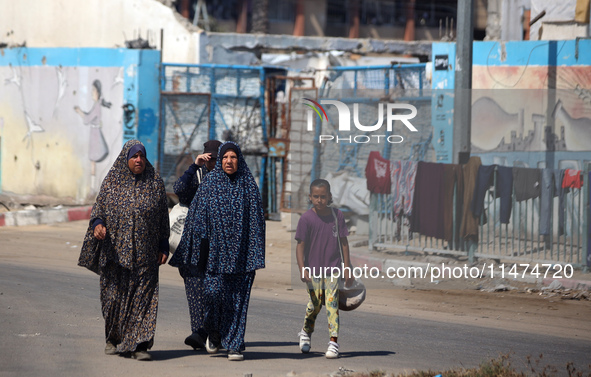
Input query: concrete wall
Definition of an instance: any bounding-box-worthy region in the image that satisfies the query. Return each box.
[472,40,591,169]
[201,32,432,65]
[0,0,201,64]
[0,47,161,203]
[530,0,590,41]
[432,39,591,169]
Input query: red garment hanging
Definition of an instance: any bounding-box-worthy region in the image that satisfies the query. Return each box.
[365,151,391,194]
[562,169,583,189]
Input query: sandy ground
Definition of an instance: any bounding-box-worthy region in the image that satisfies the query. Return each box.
[1,219,589,345]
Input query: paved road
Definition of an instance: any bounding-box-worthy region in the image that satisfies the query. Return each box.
[1,262,589,377]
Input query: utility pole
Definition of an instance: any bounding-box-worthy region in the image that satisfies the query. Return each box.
[454,0,475,261]
[453,0,474,165]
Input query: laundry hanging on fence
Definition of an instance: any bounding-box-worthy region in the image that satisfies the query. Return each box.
[471,165,494,223]
[471,165,513,224]
[391,160,418,219]
[460,156,482,241]
[365,151,391,194]
[562,169,583,189]
[410,161,445,239]
[443,164,463,246]
[540,169,567,236]
[513,167,541,202]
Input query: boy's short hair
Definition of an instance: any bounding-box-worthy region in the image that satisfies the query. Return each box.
[309,179,333,205]
[309,179,331,193]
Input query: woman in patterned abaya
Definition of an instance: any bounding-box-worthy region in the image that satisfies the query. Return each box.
[78,139,170,361]
[169,141,265,361]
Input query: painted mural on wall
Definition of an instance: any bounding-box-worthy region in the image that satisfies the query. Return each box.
[74,78,113,192]
[471,41,591,170]
[0,65,123,200]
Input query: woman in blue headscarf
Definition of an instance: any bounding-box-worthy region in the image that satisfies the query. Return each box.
[169,141,265,361]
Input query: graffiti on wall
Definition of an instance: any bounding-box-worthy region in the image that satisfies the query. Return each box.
[0,64,123,200]
[471,65,591,169]
[74,79,112,191]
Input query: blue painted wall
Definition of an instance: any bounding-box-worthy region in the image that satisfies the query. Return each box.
[122,49,161,165]
[0,47,160,155]
[0,47,161,200]
[432,39,591,169]
[137,51,160,167]
[473,40,591,67]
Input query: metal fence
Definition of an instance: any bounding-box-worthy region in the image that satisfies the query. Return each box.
[283,64,431,213]
[159,92,210,191]
[370,167,589,268]
[159,64,286,211]
[313,64,431,180]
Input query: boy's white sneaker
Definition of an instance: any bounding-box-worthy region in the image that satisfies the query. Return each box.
[298,330,311,353]
[325,341,339,359]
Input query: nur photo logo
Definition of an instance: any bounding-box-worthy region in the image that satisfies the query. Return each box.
[302,98,419,144]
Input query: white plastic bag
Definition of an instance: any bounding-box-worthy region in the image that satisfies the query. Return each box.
[169,203,189,253]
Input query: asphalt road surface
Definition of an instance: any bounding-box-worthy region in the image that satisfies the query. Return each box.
[1,263,590,377]
[1,221,590,377]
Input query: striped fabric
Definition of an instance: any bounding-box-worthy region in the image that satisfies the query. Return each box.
[391,160,419,220]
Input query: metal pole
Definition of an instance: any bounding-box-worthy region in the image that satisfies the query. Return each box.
[585,166,590,271]
[454,0,475,260]
[157,28,164,173]
[453,0,473,165]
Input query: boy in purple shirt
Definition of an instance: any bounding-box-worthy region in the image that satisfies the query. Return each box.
[295,179,353,359]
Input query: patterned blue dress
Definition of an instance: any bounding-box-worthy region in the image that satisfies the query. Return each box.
[173,162,210,339]
[170,141,265,352]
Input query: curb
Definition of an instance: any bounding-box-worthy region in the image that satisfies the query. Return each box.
[0,206,92,227]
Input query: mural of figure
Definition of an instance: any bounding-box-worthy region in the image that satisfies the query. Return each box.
[74,79,112,192]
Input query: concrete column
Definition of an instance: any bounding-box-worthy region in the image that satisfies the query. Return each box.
[453,0,473,164]
[404,0,416,41]
[348,0,360,39]
[179,0,191,19]
[293,0,305,36]
[236,0,248,33]
[523,9,531,40]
